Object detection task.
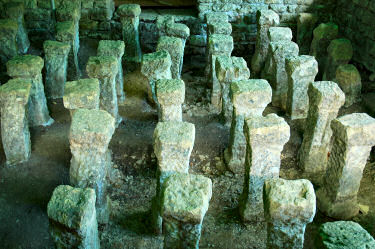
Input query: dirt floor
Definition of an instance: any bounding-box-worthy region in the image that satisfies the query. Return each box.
[1,39,375,249]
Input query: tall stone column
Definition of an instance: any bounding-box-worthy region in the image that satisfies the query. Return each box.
[118,4,142,70]
[69,109,115,224]
[6,55,54,127]
[155,79,185,122]
[86,55,121,126]
[317,113,375,219]
[141,51,172,104]
[224,79,272,174]
[47,185,100,249]
[43,40,71,99]
[240,114,290,222]
[97,40,126,103]
[251,9,280,77]
[286,55,318,125]
[157,36,184,80]
[323,38,353,81]
[297,13,318,55]
[264,178,316,249]
[0,79,32,166]
[152,121,195,234]
[162,173,212,249]
[335,64,362,107]
[298,81,345,185]
[215,56,250,126]
[4,2,30,54]
[0,19,18,62]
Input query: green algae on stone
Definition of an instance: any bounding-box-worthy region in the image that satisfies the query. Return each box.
[323,38,353,81]
[157,36,184,79]
[335,64,362,107]
[63,78,100,111]
[56,21,76,41]
[6,55,43,77]
[156,79,185,121]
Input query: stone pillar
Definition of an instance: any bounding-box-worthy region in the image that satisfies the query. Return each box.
[43,40,71,99]
[0,19,18,62]
[152,121,195,234]
[6,55,54,127]
[155,79,185,122]
[286,55,318,124]
[157,36,184,80]
[267,41,299,110]
[86,55,121,126]
[310,22,338,79]
[298,81,345,185]
[335,64,362,107]
[63,79,100,117]
[56,21,81,81]
[215,56,250,126]
[297,13,318,55]
[323,38,353,81]
[224,79,272,174]
[69,109,115,224]
[317,113,375,219]
[251,9,280,77]
[316,221,375,249]
[97,40,126,103]
[240,114,290,222]
[4,2,30,54]
[141,51,172,104]
[47,185,100,249]
[117,4,142,70]
[161,173,212,249]
[264,178,316,249]
[0,79,32,166]
[208,34,234,110]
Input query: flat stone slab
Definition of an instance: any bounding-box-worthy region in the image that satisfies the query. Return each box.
[6,55,44,77]
[156,79,185,106]
[64,79,100,110]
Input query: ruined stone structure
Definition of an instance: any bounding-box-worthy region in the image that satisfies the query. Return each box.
[323,38,353,81]
[335,64,362,107]
[157,36,184,80]
[155,79,185,122]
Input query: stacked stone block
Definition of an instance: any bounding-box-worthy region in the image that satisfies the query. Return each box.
[298,81,345,186]
[297,13,318,55]
[323,38,353,81]
[335,64,362,107]
[264,178,316,249]
[0,79,32,166]
[47,185,100,249]
[24,1,54,44]
[6,55,53,127]
[155,79,185,122]
[0,19,18,62]
[224,79,272,174]
[69,109,115,224]
[317,113,375,219]
[240,114,290,222]
[157,36,184,80]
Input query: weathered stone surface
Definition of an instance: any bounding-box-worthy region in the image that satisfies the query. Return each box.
[208,21,232,36]
[63,79,100,115]
[47,185,100,249]
[0,19,19,61]
[286,55,318,121]
[310,22,339,79]
[268,27,293,42]
[97,40,126,103]
[264,178,316,249]
[205,12,229,24]
[316,221,375,249]
[162,173,212,249]
[0,79,32,166]
[6,55,54,127]
[335,64,361,107]
[323,39,353,81]
[69,109,115,224]
[157,36,184,79]
[86,55,121,126]
[297,13,318,55]
[298,81,345,186]
[56,0,81,23]
[240,114,290,222]
[155,79,185,122]
[225,79,272,174]
[166,22,190,40]
[317,113,375,219]
[43,40,71,99]
[251,9,280,77]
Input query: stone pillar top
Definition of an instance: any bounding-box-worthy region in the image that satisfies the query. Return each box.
[0,78,32,104]
[3,2,25,18]
[336,64,361,81]
[63,79,100,110]
[309,81,345,110]
[166,22,190,39]
[264,178,316,224]
[117,4,141,17]
[153,121,195,150]
[208,34,234,54]
[56,21,75,41]
[156,79,185,106]
[6,55,44,78]
[327,38,353,61]
[332,113,375,146]
[205,12,229,24]
[47,185,96,230]
[286,55,318,77]
[141,50,172,77]
[313,22,339,40]
[0,19,18,33]
[86,56,118,78]
[161,173,212,224]
[268,27,293,42]
[56,0,81,22]
[257,9,280,26]
[215,56,250,83]
[43,40,71,55]
[208,22,232,35]
[97,40,125,58]
[157,36,183,50]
